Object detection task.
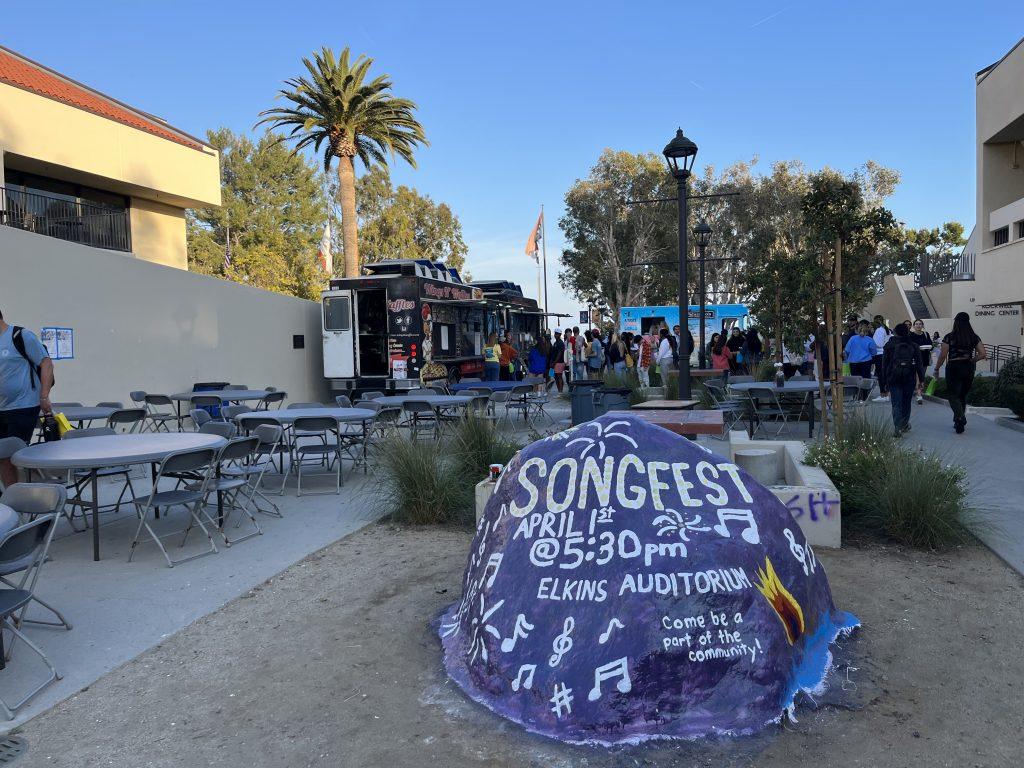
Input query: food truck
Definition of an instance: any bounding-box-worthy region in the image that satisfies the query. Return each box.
[619,303,750,342]
[321,259,544,393]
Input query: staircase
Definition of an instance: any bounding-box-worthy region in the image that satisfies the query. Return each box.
[904,289,931,320]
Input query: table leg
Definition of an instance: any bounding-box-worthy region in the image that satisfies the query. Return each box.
[747,400,755,439]
[152,463,159,519]
[217,464,224,528]
[90,470,100,562]
[807,394,815,438]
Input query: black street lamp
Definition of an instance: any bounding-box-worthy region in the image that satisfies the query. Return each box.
[693,220,713,369]
[663,128,698,398]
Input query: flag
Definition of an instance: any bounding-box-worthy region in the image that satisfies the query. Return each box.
[318,221,333,275]
[525,210,543,263]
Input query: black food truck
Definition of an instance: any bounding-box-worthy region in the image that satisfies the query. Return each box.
[321,259,544,393]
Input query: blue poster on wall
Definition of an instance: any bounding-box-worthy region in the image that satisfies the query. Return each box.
[439,413,858,744]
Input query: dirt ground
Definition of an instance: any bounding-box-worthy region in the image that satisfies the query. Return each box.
[14,524,1024,768]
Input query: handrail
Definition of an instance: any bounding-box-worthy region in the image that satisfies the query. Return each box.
[1,185,131,252]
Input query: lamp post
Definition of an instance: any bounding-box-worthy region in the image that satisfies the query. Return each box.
[693,220,712,369]
[663,128,698,399]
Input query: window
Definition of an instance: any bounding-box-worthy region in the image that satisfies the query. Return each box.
[1017,220,1024,240]
[994,226,1009,246]
[323,296,351,331]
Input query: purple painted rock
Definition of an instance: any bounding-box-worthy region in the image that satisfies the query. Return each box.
[439,413,858,744]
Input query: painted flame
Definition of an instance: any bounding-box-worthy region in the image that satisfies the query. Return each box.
[754,556,805,645]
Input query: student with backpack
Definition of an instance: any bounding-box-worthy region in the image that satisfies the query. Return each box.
[881,323,926,436]
[0,309,54,488]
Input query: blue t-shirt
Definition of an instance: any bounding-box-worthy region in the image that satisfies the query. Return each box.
[844,334,877,364]
[0,326,48,411]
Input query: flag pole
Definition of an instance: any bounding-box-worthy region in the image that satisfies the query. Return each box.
[541,204,549,317]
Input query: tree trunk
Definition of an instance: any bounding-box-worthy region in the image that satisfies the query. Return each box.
[774,287,783,364]
[337,156,359,277]
[831,237,844,439]
[819,303,831,439]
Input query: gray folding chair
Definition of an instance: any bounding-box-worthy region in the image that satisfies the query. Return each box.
[291,417,343,496]
[0,484,71,633]
[335,395,353,408]
[189,408,212,431]
[221,404,253,421]
[258,391,287,410]
[728,375,754,385]
[0,514,62,719]
[505,384,534,425]
[189,395,224,424]
[199,421,236,440]
[401,400,439,441]
[359,391,384,401]
[142,395,178,433]
[64,427,136,524]
[237,416,290,496]
[220,425,282,518]
[129,447,220,567]
[191,437,263,546]
[129,391,147,406]
[747,387,789,436]
[704,382,746,438]
[107,408,147,434]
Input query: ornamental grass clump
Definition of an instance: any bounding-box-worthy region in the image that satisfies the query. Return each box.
[451,414,521,480]
[376,434,474,526]
[804,412,974,550]
[601,370,647,405]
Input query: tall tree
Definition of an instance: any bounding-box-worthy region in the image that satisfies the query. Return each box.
[258,47,427,277]
[324,167,468,272]
[558,149,676,318]
[187,128,328,299]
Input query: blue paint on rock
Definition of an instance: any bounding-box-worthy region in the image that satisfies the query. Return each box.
[440,413,859,744]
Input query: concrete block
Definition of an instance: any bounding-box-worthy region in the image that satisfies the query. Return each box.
[733,448,778,486]
[476,478,497,524]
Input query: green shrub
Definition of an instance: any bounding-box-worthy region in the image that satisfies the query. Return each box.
[754,359,776,382]
[931,375,1008,407]
[601,369,647,405]
[1002,383,1024,419]
[996,357,1024,396]
[804,412,974,550]
[451,414,521,479]
[376,435,474,526]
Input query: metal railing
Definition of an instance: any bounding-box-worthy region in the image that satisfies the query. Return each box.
[919,251,975,286]
[984,343,1020,374]
[0,186,131,252]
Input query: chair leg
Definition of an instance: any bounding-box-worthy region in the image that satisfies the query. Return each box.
[0,617,61,718]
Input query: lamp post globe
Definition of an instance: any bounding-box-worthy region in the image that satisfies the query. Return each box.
[693,220,713,369]
[664,129,698,398]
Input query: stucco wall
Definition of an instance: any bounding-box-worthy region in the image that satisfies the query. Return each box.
[0,82,219,209]
[0,226,329,406]
[129,198,186,269]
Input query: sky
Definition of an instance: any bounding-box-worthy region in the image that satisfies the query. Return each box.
[3,1,1020,325]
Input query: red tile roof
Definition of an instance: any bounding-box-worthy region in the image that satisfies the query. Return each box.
[0,46,205,151]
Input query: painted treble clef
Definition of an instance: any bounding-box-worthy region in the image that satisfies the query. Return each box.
[549,617,575,667]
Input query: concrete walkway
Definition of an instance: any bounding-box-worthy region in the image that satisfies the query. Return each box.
[902,398,1024,574]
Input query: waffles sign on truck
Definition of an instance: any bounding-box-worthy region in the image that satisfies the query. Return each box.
[321,259,544,394]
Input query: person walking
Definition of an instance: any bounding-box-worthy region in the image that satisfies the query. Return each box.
[549,330,566,393]
[527,337,548,379]
[881,323,926,436]
[871,316,892,400]
[932,312,987,434]
[483,332,502,381]
[0,309,54,489]
[499,330,519,381]
[587,330,604,374]
[908,319,931,404]
[844,321,877,400]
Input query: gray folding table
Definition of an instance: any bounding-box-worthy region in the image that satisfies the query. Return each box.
[169,390,285,428]
[56,406,116,427]
[728,380,831,438]
[12,433,226,561]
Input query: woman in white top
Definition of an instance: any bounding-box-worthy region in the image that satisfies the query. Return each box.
[656,328,674,387]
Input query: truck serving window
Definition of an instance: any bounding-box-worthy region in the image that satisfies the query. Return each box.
[323,296,351,331]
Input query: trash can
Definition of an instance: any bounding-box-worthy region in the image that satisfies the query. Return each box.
[568,379,603,425]
[592,386,633,418]
[192,381,229,419]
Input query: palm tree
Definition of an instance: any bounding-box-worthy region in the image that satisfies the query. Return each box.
[258,47,427,277]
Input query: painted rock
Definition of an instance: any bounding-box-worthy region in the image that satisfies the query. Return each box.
[439,413,858,744]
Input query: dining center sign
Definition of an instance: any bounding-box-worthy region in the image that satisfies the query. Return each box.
[439,413,859,744]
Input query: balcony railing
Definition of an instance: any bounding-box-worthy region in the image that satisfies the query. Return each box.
[984,343,1020,374]
[919,251,975,287]
[0,185,131,252]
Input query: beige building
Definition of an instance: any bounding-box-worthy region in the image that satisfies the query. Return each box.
[0,45,220,268]
[866,37,1024,364]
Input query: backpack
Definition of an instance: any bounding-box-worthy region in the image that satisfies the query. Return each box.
[890,339,918,382]
[11,326,53,390]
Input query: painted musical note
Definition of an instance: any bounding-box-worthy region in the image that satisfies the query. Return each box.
[587,657,632,701]
[511,663,536,692]
[484,553,503,589]
[500,613,535,653]
[598,617,625,644]
[713,508,760,544]
[548,617,575,667]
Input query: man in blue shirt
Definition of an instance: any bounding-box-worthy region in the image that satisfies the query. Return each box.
[0,309,54,487]
[843,321,877,400]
